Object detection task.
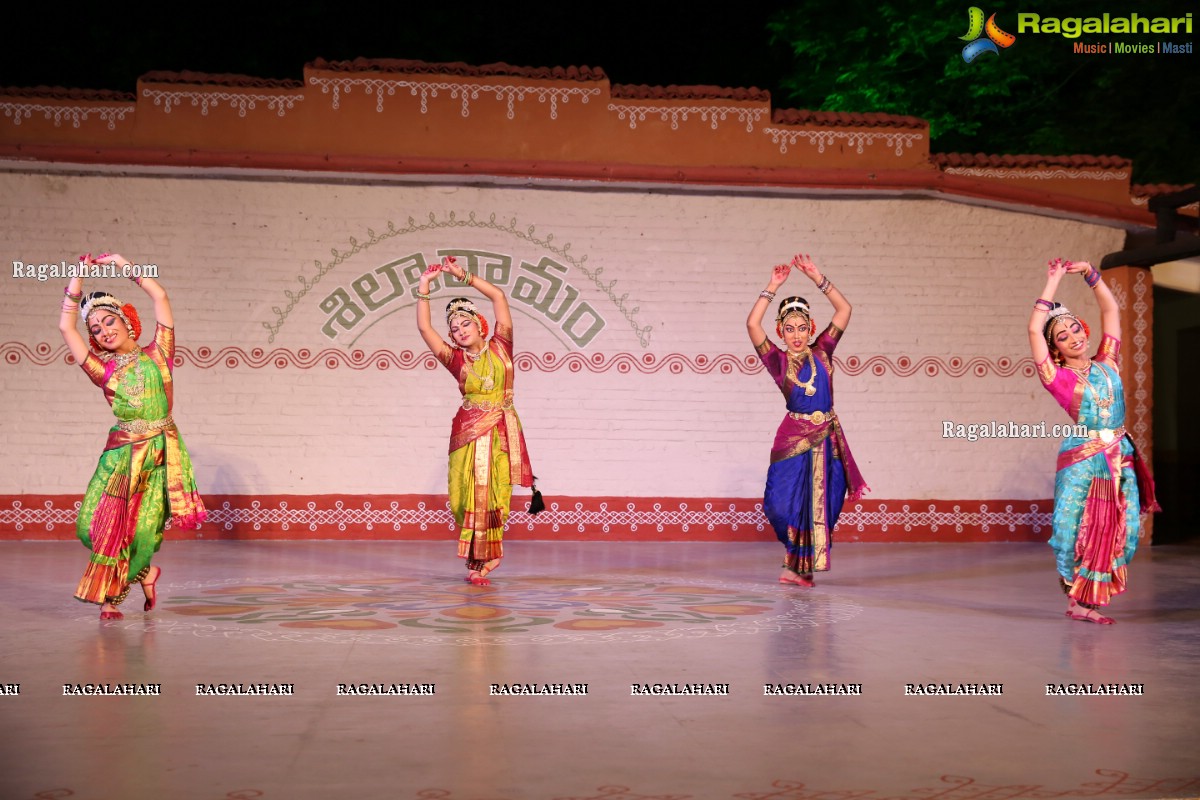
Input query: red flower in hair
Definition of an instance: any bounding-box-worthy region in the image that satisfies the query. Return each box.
[123,304,142,342]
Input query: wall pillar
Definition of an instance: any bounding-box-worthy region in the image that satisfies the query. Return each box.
[1105,265,1155,541]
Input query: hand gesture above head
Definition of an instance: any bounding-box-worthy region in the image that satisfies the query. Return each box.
[440,255,467,282]
[89,252,129,268]
[1046,258,1071,280]
[791,253,822,283]
[770,263,791,287]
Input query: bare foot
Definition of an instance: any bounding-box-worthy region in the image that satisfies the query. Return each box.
[1066,598,1114,624]
[141,565,161,612]
[479,558,501,579]
[778,569,814,587]
[99,603,123,621]
[467,570,490,586]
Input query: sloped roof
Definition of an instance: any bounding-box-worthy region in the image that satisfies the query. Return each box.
[307,58,606,82]
[611,84,769,101]
[0,86,135,102]
[934,152,1131,170]
[139,71,304,89]
[772,108,926,129]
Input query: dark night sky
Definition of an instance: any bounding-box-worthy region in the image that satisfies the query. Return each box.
[3,1,1196,184]
[1,1,788,95]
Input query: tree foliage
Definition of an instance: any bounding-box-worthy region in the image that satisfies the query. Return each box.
[767,0,1199,184]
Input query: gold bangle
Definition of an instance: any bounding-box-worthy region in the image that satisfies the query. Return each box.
[464,272,475,286]
[415,291,431,301]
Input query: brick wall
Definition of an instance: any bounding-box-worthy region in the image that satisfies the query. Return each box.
[0,169,1124,539]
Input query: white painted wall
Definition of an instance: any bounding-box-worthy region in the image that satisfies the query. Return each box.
[0,170,1118,502]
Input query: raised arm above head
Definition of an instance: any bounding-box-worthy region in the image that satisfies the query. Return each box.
[747,262,791,348]
[441,256,512,332]
[1066,260,1120,341]
[96,253,172,329]
[58,266,88,364]
[791,254,850,331]
[415,260,447,356]
[1028,258,1070,365]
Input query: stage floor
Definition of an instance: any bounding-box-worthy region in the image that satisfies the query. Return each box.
[2,540,1198,799]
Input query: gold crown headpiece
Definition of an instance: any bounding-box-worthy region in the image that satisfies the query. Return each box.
[1043,304,1081,346]
[81,292,132,331]
[445,297,481,326]
[775,296,811,325]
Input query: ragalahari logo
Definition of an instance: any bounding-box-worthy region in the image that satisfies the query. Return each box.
[960,7,1017,62]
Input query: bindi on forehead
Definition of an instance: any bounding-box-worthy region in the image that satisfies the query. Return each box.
[1054,320,1079,335]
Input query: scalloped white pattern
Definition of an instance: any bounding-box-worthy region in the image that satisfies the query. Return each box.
[307,77,600,119]
[0,102,132,130]
[763,128,924,156]
[607,103,767,132]
[140,89,303,118]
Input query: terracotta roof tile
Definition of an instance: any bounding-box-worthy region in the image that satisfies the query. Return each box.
[138,71,304,89]
[0,86,135,102]
[611,84,769,102]
[934,152,1131,170]
[308,58,606,82]
[772,108,926,129]
[1131,182,1196,197]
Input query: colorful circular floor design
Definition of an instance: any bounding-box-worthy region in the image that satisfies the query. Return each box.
[87,574,864,645]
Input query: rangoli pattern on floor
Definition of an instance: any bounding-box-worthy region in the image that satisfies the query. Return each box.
[81,574,863,646]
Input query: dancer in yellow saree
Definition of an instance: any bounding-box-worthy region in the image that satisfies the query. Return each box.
[416,256,534,586]
[58,253,206,620]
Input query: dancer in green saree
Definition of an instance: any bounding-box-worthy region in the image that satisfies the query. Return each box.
[59,253,205,620]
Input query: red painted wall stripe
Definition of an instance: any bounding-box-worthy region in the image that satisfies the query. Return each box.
[1,494,1052,543]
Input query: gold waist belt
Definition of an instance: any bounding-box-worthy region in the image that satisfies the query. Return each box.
[1086,426,1125,444]
[462,397,514,412]
[787,409,835,425]
[116,414,174,434]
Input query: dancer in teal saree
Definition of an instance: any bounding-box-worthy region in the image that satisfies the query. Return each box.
[1028,258,1158,624]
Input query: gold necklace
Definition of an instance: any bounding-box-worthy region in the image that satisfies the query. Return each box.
[113,348,146,408]
[107,347,141,368]
[1066,362,1115,419]
[787,349,818,397]
[466,348,495,392]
